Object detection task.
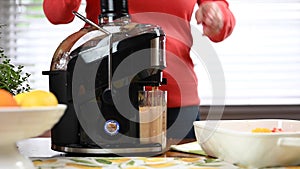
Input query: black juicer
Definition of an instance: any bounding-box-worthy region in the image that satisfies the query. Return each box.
[43,0,167,155]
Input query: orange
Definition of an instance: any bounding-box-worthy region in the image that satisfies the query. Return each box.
[16,90,58,107]
[0,89,18,107]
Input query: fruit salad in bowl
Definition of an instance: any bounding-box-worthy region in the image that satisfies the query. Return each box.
[194,119,300,168]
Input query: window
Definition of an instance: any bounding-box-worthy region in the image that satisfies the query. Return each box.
[1,0,300,106]
[0,0,86,91]
[192,0,300,105]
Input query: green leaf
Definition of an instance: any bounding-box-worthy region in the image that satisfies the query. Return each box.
[69,158,93,164]
[204,158,220,163]
[188,150,207,156]
[95,158,112,164]
[126,160,135,166]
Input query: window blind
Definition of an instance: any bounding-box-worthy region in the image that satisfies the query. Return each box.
[1,0,300,106]
[0,0,86,91]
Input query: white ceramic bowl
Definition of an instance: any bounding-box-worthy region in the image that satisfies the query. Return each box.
[0,104,67,169]
[194,119,300,168]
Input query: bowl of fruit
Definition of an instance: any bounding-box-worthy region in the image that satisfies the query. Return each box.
[0,89,66,169]
[194,119,300,168]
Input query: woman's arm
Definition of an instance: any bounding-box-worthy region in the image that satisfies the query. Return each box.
[196,0,236,42]
[43,0,82,24]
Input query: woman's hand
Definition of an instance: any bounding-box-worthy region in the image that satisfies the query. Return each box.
[195,1,224,39]
[43,0,81,24]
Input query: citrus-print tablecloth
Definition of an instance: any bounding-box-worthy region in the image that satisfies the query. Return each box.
[31,156,300,169]
[32,156,237,169]
[30,141,300,169]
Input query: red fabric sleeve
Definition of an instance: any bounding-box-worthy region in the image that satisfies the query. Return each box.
[43,0,82,24]
[198,0,236,42]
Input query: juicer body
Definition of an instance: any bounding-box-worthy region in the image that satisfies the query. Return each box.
[43,23,167,155]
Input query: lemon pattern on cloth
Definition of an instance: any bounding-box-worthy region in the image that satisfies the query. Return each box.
[31,156,238,169]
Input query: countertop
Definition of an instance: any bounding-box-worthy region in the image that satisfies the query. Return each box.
[15,138,299,169]
[16,137,238,169]
[17,137,199,158]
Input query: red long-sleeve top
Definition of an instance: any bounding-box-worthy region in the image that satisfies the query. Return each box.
[43,0,235,108]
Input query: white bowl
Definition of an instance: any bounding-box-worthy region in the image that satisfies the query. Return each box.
[193,119,300,168]
[0,104,67,169]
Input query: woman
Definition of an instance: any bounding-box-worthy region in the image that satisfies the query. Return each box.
[43,0,235,139]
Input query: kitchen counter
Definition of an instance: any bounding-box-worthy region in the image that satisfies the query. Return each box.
[16,138,299,169]
[16,137,237,169]
[17,137,199,158]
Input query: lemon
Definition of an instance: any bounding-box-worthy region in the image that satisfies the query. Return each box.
[14,92,27,106]
[17,90,58,107]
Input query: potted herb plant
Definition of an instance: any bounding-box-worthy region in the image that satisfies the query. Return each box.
[0,24,31,95]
